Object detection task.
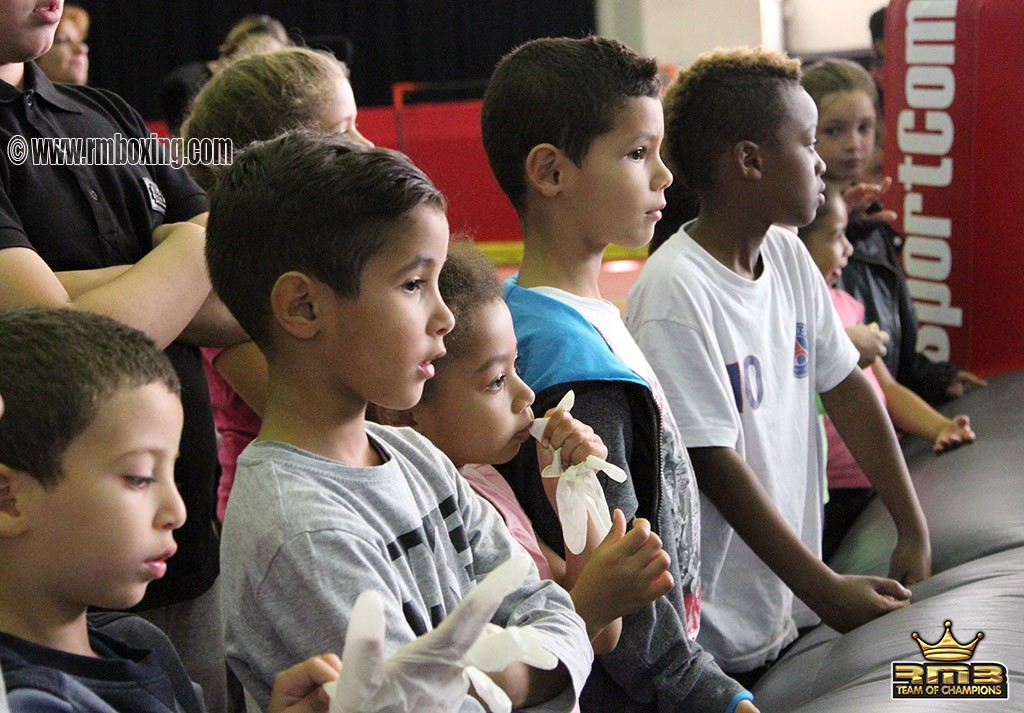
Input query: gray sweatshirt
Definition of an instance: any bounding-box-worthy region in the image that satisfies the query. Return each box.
[220,424,593,712]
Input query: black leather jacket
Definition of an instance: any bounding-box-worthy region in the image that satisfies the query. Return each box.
[838,221,959,406]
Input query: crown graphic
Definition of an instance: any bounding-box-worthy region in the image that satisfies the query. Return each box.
[912,620,983,661]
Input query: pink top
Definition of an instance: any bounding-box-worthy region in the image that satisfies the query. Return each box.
[460,463,554,580]
[201,347,262,521]
[826,288,886,490]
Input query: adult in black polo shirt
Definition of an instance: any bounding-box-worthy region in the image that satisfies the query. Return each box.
[0,9,243,712]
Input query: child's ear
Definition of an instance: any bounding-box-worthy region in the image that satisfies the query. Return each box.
[270,271,324,340]
[525,143,569,198]
[734,140,764,181]
[0,464,33,537]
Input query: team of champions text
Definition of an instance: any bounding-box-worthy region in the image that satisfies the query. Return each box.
[6,133,233,170]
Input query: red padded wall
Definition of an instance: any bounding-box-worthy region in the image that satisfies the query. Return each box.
[885,0,1024,376]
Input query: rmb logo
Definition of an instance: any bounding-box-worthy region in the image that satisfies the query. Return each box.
[892,620,1008,699]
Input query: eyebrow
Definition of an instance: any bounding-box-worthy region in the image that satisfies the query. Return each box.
[475,353,511,375]
[392,255,437,276]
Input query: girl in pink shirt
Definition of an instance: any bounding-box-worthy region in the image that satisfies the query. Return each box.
[799,187,976,560]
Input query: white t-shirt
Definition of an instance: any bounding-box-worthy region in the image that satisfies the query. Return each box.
[627,224,858,672]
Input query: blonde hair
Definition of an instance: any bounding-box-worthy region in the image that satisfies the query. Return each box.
[801,58,878,114]
[219,14,290,60]
[183,47,349,191]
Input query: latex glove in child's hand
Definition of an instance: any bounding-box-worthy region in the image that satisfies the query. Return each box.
[531,391,626,555]
[326,553,555,713]
[933,414,976,454]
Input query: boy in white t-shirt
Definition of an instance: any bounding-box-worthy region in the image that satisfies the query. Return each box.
[482,36,756,713]
[627,48,930,686]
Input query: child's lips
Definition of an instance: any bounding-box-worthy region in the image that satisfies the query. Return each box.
[144,547,176,579]
[647,204,666,220]
[32,0,61,24]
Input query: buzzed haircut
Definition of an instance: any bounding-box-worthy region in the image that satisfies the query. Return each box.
[0,307,180,487]
[663,47,802,195]
[204,130,446,354]
[481,35,662,212]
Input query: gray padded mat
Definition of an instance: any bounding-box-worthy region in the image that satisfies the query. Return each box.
[829,369,1024,577]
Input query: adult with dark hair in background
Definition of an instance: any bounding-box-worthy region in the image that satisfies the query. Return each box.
[160,14,291,136]
[869,6,887,99]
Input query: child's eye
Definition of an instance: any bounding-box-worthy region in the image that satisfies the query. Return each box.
[486,373,507,392]
[123,475,155,489]
[401,278,424,293]
[628,147,648,161]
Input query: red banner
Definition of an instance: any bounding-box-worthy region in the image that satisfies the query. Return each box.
[885,0,1024,376]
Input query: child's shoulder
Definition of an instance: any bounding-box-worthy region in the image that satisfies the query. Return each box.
[365,422,454,477]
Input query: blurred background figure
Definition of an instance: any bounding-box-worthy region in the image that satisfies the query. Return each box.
[161,14,292,136]
[35,2,89,85]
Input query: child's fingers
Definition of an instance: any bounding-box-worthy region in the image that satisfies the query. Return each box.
[647,570,675,599]
[542,412,607,464]
[594,509,628,552]
[639,548,671,580]
[613,517,653,555]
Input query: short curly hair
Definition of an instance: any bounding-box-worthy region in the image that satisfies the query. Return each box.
[663,47,802,195]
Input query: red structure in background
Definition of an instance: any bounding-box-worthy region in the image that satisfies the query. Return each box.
[359,94,521,246]
[885,0,1024,376]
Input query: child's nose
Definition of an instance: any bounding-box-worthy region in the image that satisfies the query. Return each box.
[512,375,535,413]
[159,481,187,531]
[653,152,673,191]
[433,299,455,337]
[842,234,854,257]
[814,152,826,176]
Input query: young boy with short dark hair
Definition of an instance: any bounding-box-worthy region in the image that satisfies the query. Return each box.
[627,48,931,685]
[0,306,337,713]
[482,36,756,713]
[206,131,592,712]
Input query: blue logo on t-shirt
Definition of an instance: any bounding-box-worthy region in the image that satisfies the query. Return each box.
[794,322,809,378]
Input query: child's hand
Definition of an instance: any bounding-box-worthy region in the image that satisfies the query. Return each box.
[570,510,673,631]
[267,653,342,713]
[735,701,761,713]
[945,370,988,399]
[888,529,932,587]
[818,573,911,633]
[933,414,976,454]
[842,177,898,225]
[846,323,889,368]
[539,407,608,469]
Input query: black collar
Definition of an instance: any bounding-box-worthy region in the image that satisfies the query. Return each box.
[0,62,83,114]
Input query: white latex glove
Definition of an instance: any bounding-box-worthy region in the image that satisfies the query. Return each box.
[530,391,627,555]
[325,553,557,713]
